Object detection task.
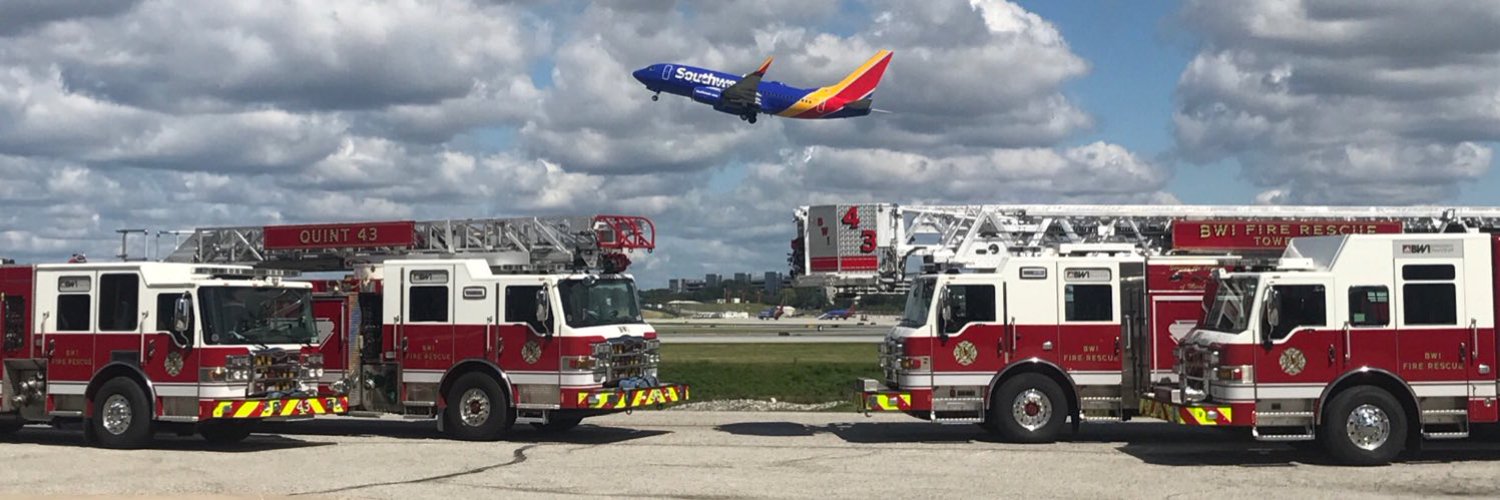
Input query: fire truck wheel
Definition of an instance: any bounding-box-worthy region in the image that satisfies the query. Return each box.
[1321,386,1407,466]
[91,378,152,449]
[989,373,1066,443]
[199,421,256,444]
[0,421,22,435]
[444,372,513,441]
[532,417,582,432]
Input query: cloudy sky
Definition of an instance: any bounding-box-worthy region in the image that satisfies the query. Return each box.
[1,0,1497,287]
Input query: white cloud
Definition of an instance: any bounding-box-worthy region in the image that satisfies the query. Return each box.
[1174,0,1500,204]
[0,0,1173,288]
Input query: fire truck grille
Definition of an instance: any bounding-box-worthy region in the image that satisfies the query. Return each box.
[596,337,660,387]
[1181,346,1209,401]
[879,338,902,387]
[251,350,308,396]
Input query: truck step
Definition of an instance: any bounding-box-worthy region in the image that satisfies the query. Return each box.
[1257,411,1313,417]
[933,417,984,424]
[1080,414,1122,422]
[1252,426,1315,441]
[1422,431,1469,440]
[932,397,985,402]
[1421,409,1468,416]
[514,409,549,425]
[347,411,385,418]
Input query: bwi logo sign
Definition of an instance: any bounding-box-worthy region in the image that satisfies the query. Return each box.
[1401,244,1432,254]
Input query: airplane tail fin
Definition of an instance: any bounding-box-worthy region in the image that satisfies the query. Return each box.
[752,56,773,77]
[826,50,893,101]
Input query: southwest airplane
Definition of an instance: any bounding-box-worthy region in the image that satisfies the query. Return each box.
[632,50,893,123]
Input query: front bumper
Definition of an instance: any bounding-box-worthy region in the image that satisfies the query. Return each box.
[854,378,930,412]
[574,383,689,410]
[1137,396,1235,426]
[207,396,349,420]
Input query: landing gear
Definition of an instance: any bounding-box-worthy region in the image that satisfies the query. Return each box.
[740,113,758,124]
[651,94,659,102]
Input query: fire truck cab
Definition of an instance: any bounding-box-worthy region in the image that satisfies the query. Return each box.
[1142,233,1500,464]
[0,262,345,449]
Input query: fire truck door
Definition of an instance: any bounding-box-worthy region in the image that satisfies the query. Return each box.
[1393,260,1470,394]
[1253,281,1339,389]
[44,272,98,388]
[399,266,456,403]
[1003,264,1059,363]
[1056,264,1121,376]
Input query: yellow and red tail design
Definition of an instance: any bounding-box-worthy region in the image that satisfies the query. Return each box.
[778,50,893,119]
[752,56,773,76]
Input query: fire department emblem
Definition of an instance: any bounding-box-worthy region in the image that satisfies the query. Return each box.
[164,351,184,376]
[1280,348,1307,376]
[953,341,978,366]
[521,340,542,365]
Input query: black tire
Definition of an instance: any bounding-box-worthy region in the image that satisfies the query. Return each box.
[531,416,583,433]
[988,373,1067,443]
[91,377,153,449]
[0,421,23,435]
[199,421,256,445]
[443,372,513,441]
[1320,386,1406,466]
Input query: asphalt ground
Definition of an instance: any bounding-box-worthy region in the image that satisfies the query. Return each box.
[2,412,1499,499]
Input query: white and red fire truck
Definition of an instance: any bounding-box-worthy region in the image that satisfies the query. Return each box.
[793,204,1500,444]
[1141,232,1500,464]
[0,261,346,448]
[156,215,688,440]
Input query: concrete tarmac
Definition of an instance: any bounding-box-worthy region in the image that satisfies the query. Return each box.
[1,412,1499,499]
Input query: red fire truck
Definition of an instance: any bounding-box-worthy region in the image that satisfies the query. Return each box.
[1141,232,1500,464]
[793,204,1500,444]
[0,261,346,448]
[157,215,688,440]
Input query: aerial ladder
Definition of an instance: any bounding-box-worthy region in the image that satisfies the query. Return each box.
[792,203,1500,296]
[155,215,655,273]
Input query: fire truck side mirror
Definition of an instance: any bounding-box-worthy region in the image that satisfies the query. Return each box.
[535,289,551,334]
[1261,289,1280,348]
[937,287,953,337]
[171,293,194,348]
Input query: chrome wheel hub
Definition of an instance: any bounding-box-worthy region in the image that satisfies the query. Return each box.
[1011,389,1052,431]
[102,394,133,435]
[1345,403,1391,451]
[459,388,491,427]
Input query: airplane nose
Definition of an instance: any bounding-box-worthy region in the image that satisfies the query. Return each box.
[632,68,651,84]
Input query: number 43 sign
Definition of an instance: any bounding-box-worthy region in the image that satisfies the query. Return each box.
[842,207,877,254]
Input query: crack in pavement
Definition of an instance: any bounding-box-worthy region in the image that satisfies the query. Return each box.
[292,444,540,496]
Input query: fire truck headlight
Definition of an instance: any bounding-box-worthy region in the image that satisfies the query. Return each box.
[1208,350,1221,366]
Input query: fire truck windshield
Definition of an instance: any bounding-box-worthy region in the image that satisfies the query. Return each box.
[898,278,937,328]
[199,287,317,346]
[559,278,644,328]
[1204,276,1260,333]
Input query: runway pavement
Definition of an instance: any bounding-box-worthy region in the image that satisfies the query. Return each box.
[1,412,1498,499]
[654,317,888,343]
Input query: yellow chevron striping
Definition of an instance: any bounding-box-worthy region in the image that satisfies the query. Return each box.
[233,401,260,418]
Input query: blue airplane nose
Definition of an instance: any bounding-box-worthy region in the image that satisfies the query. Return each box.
[632,67,651,84]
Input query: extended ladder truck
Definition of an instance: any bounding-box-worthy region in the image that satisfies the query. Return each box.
[157,215,688,440]
[792,203,1500,444]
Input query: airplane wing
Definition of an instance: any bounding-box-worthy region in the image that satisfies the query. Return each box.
[720,56,773,111]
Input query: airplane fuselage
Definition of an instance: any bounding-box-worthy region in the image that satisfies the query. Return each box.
[633,63,874,120]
